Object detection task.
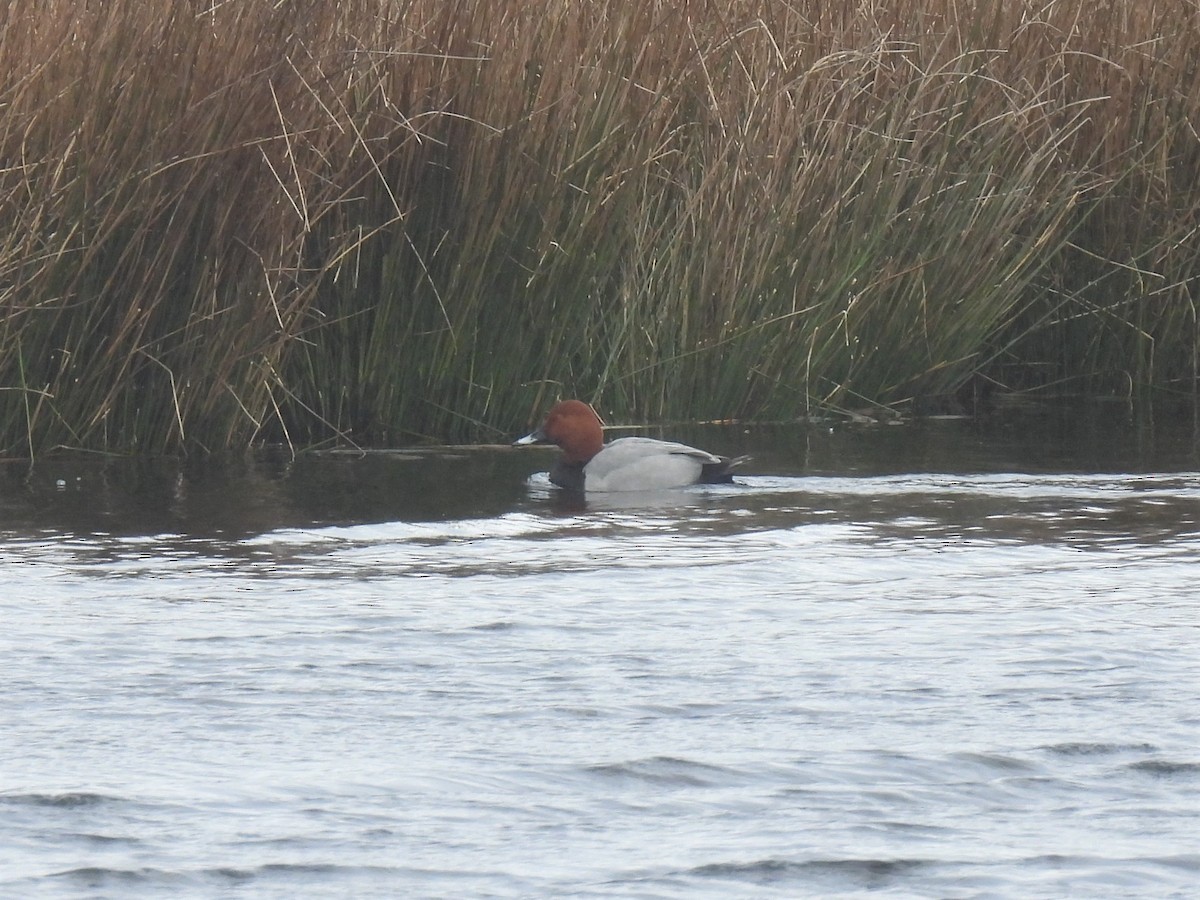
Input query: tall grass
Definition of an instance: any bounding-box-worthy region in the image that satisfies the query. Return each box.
[1,0,1197,455]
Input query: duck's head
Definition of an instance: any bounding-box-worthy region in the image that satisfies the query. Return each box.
[513,399,605,464]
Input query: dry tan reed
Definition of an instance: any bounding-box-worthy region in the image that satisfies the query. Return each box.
[1,0,1197,455]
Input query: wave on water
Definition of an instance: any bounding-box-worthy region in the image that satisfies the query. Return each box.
[584,756,742,789]
[736,471,1200,505]
[1125,759,1200,777]
[27,863,536,898]
[1042,742,1160,757]
[672,852,1200,895]
[0,792,122,808]
[688,856,930,887]
[241,512,565,547]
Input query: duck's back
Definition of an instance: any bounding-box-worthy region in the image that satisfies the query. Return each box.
[583,437,728,492]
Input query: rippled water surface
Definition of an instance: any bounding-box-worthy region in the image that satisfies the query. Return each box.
[3,410,1200,898]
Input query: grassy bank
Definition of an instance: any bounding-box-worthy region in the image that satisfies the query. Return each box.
[1,0,1197,455]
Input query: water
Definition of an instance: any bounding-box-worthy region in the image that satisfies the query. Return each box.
[3,407,1200,898]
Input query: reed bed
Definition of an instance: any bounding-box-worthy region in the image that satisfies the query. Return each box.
[1,0,1197,455]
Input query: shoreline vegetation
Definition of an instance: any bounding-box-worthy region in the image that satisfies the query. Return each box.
[1,0,1198,456]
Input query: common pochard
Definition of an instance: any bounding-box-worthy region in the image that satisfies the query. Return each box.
[514,399,748,492]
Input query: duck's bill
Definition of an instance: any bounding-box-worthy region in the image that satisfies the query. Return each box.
[512,429,546,446]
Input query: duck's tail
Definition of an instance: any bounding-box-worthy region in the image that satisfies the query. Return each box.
[700,454,751,484]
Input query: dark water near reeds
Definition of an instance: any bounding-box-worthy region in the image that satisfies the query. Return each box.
[4,403,1200,899]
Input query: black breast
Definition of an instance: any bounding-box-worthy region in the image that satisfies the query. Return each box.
[549,459,586,491]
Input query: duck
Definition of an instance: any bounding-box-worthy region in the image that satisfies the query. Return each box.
[514,399,748,492]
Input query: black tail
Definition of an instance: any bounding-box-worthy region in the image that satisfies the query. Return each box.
[700,454,750,484]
